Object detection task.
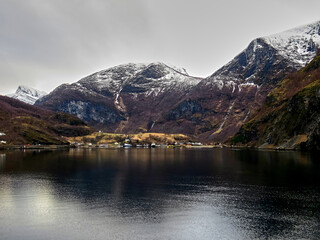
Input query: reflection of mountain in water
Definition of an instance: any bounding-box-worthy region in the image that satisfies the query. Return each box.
[1,149,320,239]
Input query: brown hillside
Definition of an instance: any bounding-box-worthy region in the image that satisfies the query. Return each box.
[0,96,93,145]
[232,50,320,150]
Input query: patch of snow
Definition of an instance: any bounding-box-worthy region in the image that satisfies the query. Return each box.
[6,85,47,105]
[130,93,138,99]
[224,80,237,93]
[115,93,120,105]
[207,79,224,90]
[164,63,189,75]
[114,88,125,111]
[238,82,258,92]
[252,39,264,52]
[263,21,320,66]
[240,82,258,87]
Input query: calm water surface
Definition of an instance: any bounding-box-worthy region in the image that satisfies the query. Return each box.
[0,148,319,239]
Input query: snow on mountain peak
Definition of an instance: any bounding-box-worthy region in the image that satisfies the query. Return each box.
[15,85,47,97]
[77,62,201,96]
[7,85,47,105]
[262,20,320,66]
[205,20,320,88]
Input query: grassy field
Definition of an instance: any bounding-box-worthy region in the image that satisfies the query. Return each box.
[67,132,191,145]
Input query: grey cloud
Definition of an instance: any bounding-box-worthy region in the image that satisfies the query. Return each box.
[1,0,320,94]
[0,0,152,93]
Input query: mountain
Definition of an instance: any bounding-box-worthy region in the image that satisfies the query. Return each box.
[36,62,202,133]
[208,21,320,86]
[0,95,92,145]
[231,50,320,150]
[168,20,320,142]
[7,85,47,105]
[36,21,320,141]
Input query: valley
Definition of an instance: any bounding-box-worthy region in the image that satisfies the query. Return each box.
[2,20,320,149]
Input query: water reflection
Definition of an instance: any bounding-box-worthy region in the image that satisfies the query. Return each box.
[0,153,5,170]
[0,148,319,239]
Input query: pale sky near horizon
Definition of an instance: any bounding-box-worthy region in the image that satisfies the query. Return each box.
[1,0,320,95]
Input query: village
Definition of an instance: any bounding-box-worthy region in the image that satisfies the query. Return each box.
[0,130,229,150]
[68,132,207,149]
[70,138,205,149]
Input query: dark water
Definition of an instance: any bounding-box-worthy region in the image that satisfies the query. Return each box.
[0,148,319,240]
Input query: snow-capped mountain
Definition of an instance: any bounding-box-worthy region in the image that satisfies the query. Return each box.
[178,20,320,141]
[263,21,320,66]
[36,62,202,132]
[77,62,199,98]
[7,85,47,105]
[36,21,320,142]
[206,21,320,87]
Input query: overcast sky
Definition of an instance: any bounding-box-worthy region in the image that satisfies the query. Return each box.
[1,0,320,95]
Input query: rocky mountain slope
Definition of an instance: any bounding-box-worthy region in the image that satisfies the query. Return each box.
[36,21,320,141]
[36,62,202,133]
[231,51,320,150]
[7,85,47,105]
[0,96,92,145]
[167,20,320,142]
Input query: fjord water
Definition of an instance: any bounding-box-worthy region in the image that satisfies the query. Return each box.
[0,149,319,240]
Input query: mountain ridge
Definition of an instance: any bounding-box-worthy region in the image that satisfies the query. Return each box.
[35,20,320,142]
[231,50,320,149]
[36,62,202,133]
[0,95,93,145]
[180,20,320,141]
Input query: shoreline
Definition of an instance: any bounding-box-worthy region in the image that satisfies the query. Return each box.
[0,144,310,151]
[0,145,71,150]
